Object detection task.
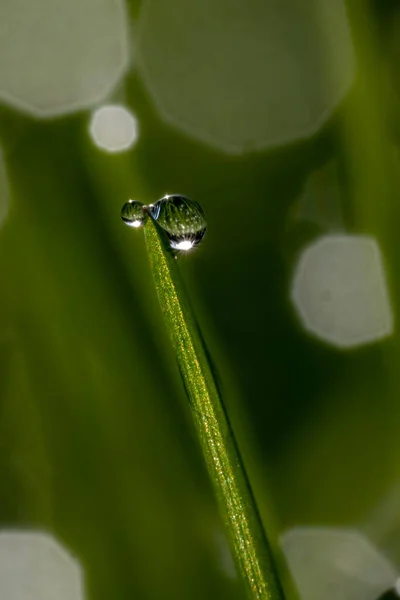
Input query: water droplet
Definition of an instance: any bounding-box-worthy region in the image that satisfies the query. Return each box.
[121,200,147,228]
[148,194,206,250]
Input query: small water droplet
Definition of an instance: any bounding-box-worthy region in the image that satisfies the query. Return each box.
[121,200,147,228]
[148,194,207,250]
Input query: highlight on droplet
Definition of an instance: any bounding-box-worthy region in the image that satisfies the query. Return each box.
[89,104,139,153]
[121,199,147,227]
[290,234,393,349]
[121,194,207,252]
[0,530,85,600]
[148,194,207,251]
[172,240,195,251]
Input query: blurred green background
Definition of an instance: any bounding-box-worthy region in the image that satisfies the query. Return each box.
[1,0,400,598]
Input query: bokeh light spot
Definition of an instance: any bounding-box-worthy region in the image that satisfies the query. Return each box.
[89,105,139,153]
[0,530,85,600]
[0,0,129,117]
[291,234,393,349]
[137,0,354,154]
[280,527,398,600]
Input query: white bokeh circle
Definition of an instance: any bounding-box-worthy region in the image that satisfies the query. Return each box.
[291,234,393,349]
[89,105,139,153]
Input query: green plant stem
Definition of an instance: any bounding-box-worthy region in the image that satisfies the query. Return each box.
[143,218,285,600]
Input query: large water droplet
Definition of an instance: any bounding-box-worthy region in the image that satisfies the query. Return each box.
[148,194,207,251]
[121,199,147,228]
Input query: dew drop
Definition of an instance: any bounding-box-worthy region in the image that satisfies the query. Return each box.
[148,194,207,250]
[121,199,147,228]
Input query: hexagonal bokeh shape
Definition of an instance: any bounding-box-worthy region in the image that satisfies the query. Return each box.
[0,0,129,117]
[280,527,398,600]
[137,0,355,154]
[291,234,393,349]
[0,530,85,600]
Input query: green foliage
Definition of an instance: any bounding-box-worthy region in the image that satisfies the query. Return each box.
[143,215,284,599]
[0,2,400,600]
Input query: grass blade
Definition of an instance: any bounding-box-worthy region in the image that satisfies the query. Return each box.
[143,216,285,600]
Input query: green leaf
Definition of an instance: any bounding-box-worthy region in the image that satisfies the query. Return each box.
[143,216,285,600]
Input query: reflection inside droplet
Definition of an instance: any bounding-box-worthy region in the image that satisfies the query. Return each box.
[148,194,207,251]
[121,200,147,227]
[120,194,207,252]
